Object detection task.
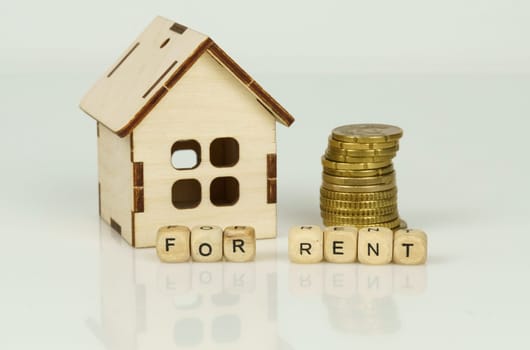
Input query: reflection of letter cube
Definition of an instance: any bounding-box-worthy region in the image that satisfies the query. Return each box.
[288,225,323,263]
[324,226,358,263]
[156,225,191,262]
[191,225,223,262]
[223,226,256,262]
[358,227,393,265]
[393,229,427,265]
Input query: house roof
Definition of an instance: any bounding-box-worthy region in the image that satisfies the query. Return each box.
[80,16,295,137]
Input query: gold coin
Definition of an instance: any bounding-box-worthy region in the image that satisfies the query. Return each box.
[325,152,395,163]
[322,157,392,170]
[322,181,395,193]
[320,205,397,216]
[320,211,399,224]
[323,164,394,177]
[320,197,397,209]
[326,145,399,156]
[322,172,395,186]
[323,217,402,230]
[398,219,407,230]
[332,124,403,143]
[328,137,399,150]
[320,187,397,201]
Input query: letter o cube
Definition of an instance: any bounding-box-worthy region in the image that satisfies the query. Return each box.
[191,225,223,262]
[223,226,256,262]
[156,225,191,263]
[324,226,358,263]
[393,229,428,265]
[288,225,323,264]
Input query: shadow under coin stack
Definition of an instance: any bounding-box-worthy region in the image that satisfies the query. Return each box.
[320,124,404,229]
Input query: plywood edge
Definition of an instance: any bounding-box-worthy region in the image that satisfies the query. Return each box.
[115,38,215,137]
[207,44,295,127]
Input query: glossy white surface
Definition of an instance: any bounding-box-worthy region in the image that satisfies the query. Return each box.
[2,72,529,349]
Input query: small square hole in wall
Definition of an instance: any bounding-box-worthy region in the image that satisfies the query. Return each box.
[210,177,239,206]
[172,179,201,209]
[210,138,239,167]
[171,140,201,170]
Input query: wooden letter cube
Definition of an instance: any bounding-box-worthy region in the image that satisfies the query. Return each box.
[191,225,223,262]
[288,225,323,263]
[323,226,358,263]
[358,227,393,265]
[223,226,256,262]
[156,225,190,263]
[393,229,428,265]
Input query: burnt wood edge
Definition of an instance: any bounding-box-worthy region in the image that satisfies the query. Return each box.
[267,154,277,178]
[116,38,214,137]
[110,218,122,234]
[133,188,144,213]
[133,162,144,186]
[131,213,136,247]
[267,153,277,203]
[267,178,277,204]
[207,44,295,127]
[111,37,294,137]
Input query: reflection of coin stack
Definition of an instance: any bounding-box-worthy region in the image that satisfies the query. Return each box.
[320,124,404,229]
[323,295,400,335]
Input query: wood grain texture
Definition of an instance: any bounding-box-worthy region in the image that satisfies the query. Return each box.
[288,225,324,264]
[323,226,358,263]
[80,16,294,138]
[191,225,223,262]
[207,44,295,127]
[358,227,393,265]
[267,153,277,204]
[97,124,134,244]
[132,53,277,247]
[393,229,427,265]
[223,226,256,262]
[156,225,191,262]
[80,16,209,135]
[170,22,188,34]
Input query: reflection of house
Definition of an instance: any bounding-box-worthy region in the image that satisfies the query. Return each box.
[90,223,279,349]
[79,16,295,247]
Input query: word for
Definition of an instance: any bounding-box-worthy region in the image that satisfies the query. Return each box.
[288,225,427,265]
[156,225,256,263]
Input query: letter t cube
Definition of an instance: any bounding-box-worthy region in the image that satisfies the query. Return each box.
[223,226,256,262]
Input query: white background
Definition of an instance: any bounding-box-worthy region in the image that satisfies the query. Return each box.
[1,1,529,349]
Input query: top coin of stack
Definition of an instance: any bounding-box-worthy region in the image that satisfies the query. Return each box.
[320,123,404,229]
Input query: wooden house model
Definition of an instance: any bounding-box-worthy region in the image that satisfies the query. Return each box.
[80,16,295,248]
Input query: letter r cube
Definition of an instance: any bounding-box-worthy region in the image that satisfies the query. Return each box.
[288,225,323,263]
[223,226,256,262]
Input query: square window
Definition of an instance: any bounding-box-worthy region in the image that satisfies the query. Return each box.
[210,138,239,167]
[210,177,239,206]
[171,140,201,170]
[172,179,201,209]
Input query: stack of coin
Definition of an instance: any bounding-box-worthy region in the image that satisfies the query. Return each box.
[320,124,404,229]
